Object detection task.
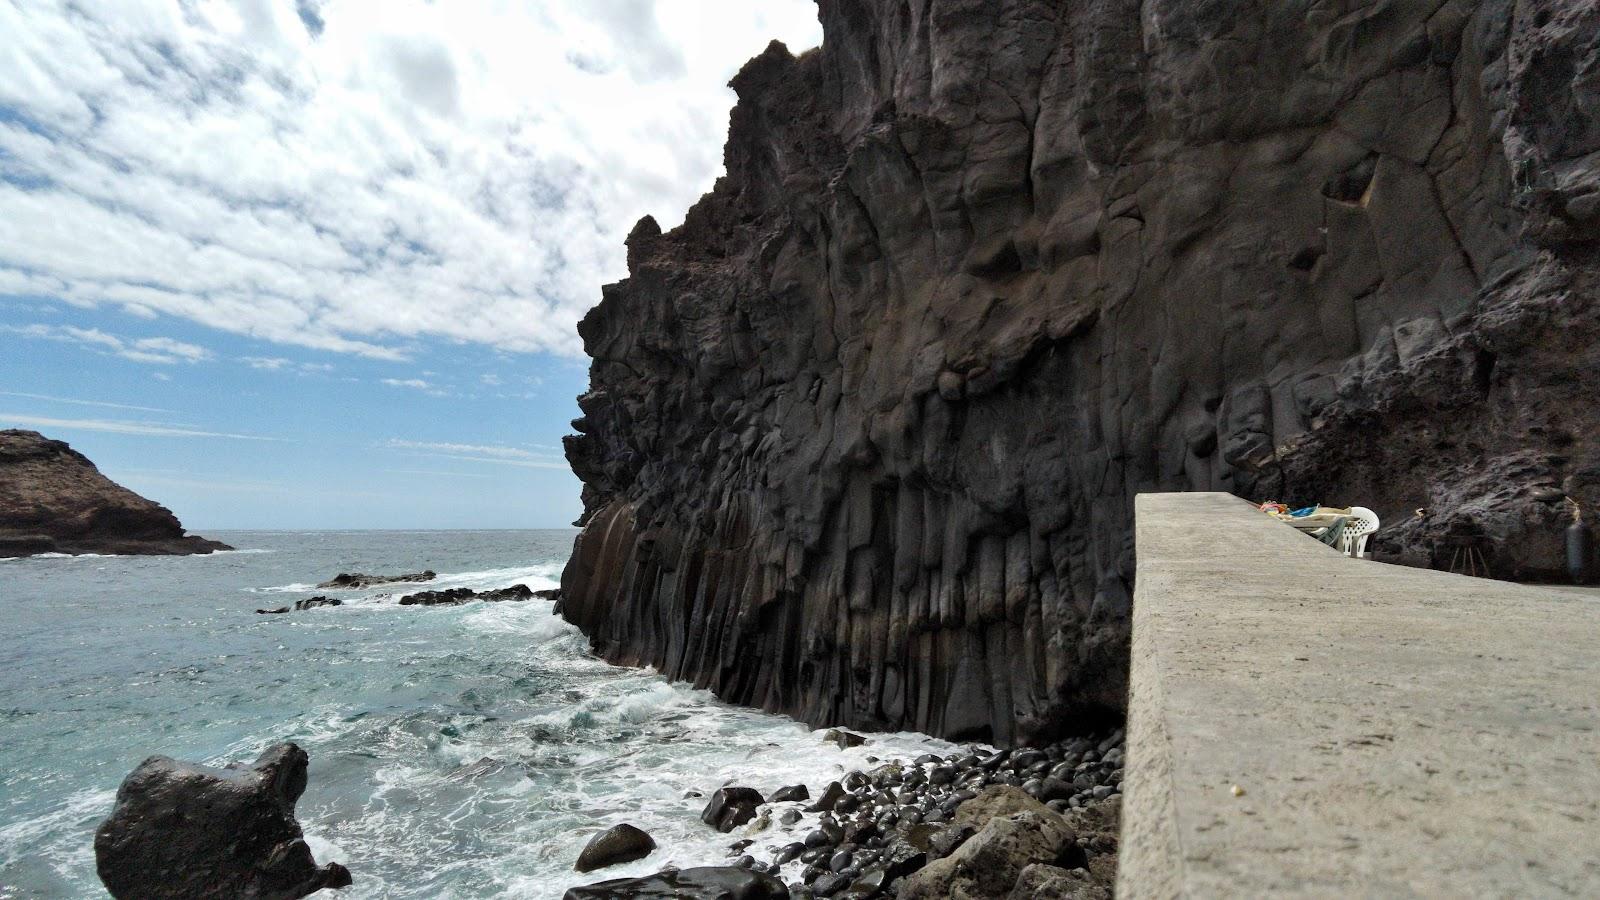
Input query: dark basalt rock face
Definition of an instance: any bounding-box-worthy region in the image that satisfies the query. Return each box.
[94,743,351,900]
[560,0,1600,744]
[0,429,230,557]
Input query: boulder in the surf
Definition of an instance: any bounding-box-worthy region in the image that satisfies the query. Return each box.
[700,786,765,832]
[94,742,351,899]
[769,784,809,803]
[562,866,785,899]
[574,823,657,872]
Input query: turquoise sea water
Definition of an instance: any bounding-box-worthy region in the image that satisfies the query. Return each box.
[0,531,954,898]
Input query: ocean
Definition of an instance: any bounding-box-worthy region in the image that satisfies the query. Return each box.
[0,530,957,898]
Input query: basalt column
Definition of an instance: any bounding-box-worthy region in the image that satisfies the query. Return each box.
[559,0,1600,744]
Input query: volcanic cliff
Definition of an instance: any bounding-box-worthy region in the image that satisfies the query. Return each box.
[0,429,230,557]
[560,0,1600,744]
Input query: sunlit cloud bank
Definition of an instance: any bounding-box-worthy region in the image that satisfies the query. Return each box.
[0,0,823,361]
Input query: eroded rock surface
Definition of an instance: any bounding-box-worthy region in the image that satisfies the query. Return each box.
[94,743,351,900]
[0,429,230,557]
[560,0,1600,743]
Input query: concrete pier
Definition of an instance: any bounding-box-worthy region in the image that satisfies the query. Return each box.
[1119,492,1600,897]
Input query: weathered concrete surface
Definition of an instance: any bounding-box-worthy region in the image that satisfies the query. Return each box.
[1121,492,1600,897]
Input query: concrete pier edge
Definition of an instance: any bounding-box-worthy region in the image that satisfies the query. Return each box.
[1118,492,1600,897]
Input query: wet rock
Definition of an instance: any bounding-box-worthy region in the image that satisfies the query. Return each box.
[575,824,657,873]
[810,872,850,897]
[294,596,343,611]
[94,743,351,900]
[776,842,807,864]
[772,784,810,803]
[806,782,845,813]
[702,787,766,832]
[398,584,533,606]
[779,809,803,826]
[256,606,291,615]
[824,730,866,749]
[318,570,434,589]
[563,866,787,900]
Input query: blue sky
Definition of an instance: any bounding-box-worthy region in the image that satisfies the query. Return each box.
[0,1,821,529]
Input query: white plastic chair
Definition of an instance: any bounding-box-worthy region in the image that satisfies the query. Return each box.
[1339,507,1380,558]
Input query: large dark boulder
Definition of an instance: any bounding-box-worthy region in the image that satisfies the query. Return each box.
[701,787,765,832]
[0,429,229,557]
[557,0,1600,744]
[575,823,657,873]
[562,866,786,900]
[94,743,351,899]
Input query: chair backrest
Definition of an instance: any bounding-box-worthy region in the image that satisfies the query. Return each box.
[1340,507,1381,557]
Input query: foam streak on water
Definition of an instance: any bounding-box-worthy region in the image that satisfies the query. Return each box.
[0,531,958,898]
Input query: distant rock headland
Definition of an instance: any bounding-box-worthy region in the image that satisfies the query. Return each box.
[559,0,1600,745]
[0,429,230,558]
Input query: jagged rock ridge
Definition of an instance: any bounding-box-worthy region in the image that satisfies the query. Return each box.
[560,0,1600,744]
[0,429,230,557]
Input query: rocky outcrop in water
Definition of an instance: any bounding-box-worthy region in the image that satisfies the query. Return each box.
[317,570,435,589]
[397,584,534,606]
[560,0,1600,743]
[0,429,230,557]
[94,743,351,899]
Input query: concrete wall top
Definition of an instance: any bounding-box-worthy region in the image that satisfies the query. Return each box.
[1119,492,1600,898]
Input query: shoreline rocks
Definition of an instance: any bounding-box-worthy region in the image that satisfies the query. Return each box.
[702,787,767,833]
[317,570,435,589]
[0,429,230,558]
[712,729,1123,898]
[575,824,657,873]
[94,742,350,899]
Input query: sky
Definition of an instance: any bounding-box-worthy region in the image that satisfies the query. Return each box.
[0,0,822,529]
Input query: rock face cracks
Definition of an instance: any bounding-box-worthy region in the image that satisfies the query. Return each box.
[560,0,1600,744]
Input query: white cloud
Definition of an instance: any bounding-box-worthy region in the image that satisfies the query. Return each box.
[0,389,169,413]
[3,323,212,364]
[242,355,334,374]
[480,373,502,386]
[381,437,568,469]
[381,377,429,389]
[0,1,823,360]
[0,412,285,440]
